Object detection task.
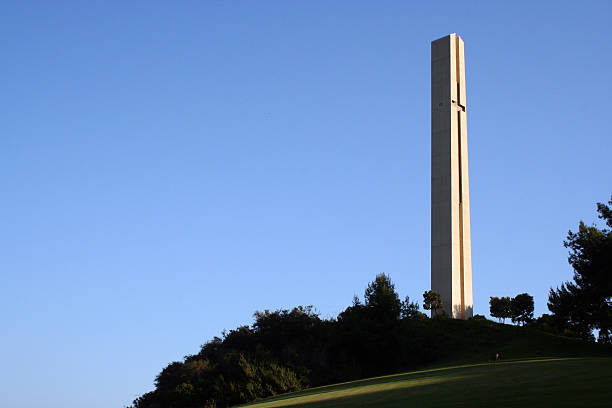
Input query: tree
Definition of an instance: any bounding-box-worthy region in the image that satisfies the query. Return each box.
[423,290,444,317]
[364,273,402,321]
[489,297,501,322]
[548,196,612,342]
[400,296,426,319]
[489,296,512,323]
[510,293,534,325]
[547,282,595,341]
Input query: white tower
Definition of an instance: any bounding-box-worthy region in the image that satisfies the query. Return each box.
[431,34,473,319]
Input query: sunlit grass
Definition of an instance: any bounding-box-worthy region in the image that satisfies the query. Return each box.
[239,357,612,407]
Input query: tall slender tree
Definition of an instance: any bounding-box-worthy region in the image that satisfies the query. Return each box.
[548,196,612,342]
[423,290,444,317]
[364,273,402,321]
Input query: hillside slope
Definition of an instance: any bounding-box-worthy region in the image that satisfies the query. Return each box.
[239,357,612,407]
[130,312,611,408]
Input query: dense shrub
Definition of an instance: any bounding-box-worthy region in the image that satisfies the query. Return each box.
[133,351,302,408]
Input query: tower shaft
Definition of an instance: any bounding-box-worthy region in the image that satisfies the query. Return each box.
[431,34,473,319]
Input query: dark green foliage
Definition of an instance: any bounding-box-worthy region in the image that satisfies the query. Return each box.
[526,313,595,342]
[510,293,534,325]
[547,284,596,341]
[131,314,308,408]
[422,290,444,316]
[363,273,402,321]
[489,296,512,323]
[490,294,534,326]
[401,296,426,320]
[130,276,430,407]
[548,196,612,342]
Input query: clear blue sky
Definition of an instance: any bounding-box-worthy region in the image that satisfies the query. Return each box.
[2,1,611,407]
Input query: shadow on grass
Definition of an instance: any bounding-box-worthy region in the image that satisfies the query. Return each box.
[240,358,612,408]
[251,357,577,405]
[246,372,476,408]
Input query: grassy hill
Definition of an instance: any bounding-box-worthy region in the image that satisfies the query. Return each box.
[130,307,612,408]
[237,323,612,408]
[239,357,612,407]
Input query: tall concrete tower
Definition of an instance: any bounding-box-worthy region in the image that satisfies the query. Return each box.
[431,34,473,319]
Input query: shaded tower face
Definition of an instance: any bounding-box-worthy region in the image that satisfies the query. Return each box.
[431,34,473,319]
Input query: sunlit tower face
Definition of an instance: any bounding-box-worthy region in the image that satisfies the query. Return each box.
[431,34,473,319]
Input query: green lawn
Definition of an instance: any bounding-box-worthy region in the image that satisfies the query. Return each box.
[239,357,612,407]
